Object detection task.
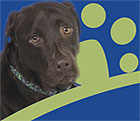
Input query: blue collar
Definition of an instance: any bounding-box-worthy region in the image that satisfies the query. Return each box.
[10,65,78,96]
[10,65,56,96]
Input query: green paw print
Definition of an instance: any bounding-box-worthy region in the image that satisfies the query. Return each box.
[3,3,140,121]
[81,3,138,73]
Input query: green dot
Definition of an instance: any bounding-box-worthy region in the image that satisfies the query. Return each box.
[111,17,136,45]
[120,53,138,73]
[81,3,106,28]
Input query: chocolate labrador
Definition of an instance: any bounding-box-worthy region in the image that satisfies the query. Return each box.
[0,1,80,119]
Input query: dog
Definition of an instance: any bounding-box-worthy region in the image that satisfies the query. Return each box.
[0,1,80,119]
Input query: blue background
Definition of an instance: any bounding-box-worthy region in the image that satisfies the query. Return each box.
[0,0,140,120]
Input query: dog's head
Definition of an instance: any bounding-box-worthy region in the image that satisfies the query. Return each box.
[5,2,80,92]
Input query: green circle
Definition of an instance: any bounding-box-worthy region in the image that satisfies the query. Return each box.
[81,3,106,28]
[119,53,139,73]
[111,17,136,45]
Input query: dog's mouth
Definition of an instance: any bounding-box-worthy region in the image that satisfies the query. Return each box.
[55,75,77,91]
[59,75,77,84]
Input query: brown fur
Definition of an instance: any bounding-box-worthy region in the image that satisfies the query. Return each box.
[0,2,80,119]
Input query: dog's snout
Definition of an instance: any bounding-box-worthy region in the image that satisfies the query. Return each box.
[56,58,72,71]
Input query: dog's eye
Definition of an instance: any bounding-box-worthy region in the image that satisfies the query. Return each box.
[60,27,73,38]
[63,27,72,34]
[30,35,40,43]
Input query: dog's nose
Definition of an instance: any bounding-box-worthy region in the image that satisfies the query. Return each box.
[56,58,72,71]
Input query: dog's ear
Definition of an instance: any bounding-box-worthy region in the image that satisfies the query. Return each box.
[5,11,18,39]
[62,1,75,8]
[4,11,19,55]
